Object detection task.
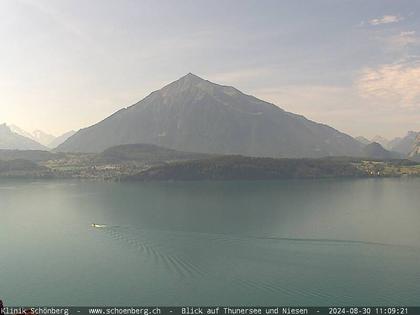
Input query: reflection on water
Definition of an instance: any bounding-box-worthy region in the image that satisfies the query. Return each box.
[1,178,420,305]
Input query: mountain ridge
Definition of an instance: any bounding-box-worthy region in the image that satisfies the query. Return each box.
[0,124,47,150]
[390,131,420,155]
[10,124,76,148]
[49,130,76,148]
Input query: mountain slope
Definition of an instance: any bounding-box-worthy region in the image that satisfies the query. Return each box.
[50,130,76,148]
[9,124,35,140]
[356,136,371,145]
[362,142,401,160]
[0,149,58,162]
[127,156,365,181]
[99,143,212,164]
[58,73,363,158]
[10,125,56,147]
[371,135,390,149]
[0,124,48,150]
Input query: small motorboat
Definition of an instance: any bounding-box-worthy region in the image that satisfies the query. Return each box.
[91,223,107,228]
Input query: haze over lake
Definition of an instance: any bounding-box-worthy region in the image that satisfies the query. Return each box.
[1,178,420,305]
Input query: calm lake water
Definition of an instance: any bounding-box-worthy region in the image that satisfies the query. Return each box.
[1,178,420,306]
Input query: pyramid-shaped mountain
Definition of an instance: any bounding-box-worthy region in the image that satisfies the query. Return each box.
[57,73,363,158]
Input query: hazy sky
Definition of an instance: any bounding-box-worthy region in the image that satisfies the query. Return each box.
[1,0,419,139]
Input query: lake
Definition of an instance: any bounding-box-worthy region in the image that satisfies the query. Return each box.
[1,178,420,306]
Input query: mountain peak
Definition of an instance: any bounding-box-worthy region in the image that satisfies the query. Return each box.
[159,73,214,96]
[175,72,207,85]
[182,72,203,80]
[0,123,10,132]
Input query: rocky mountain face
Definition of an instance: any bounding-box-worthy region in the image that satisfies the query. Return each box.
[9,124,34,140]
[58,73,363,158]
[10,125,55,146]
[408,135,420,161]
[0,124,47,150]
[32,130,56,147]
[10,125,75,148]
[390,131,420,155]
